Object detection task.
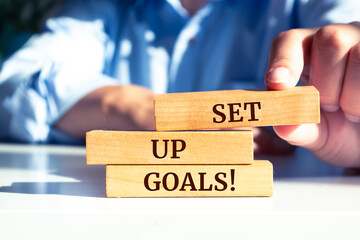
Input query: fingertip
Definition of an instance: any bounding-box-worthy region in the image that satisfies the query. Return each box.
[267,67,289,83]
[344,113,360,123]
[253,142,260,155]
[273,125,300,141]
[321,104,339,112]
[273,123,324,150]
[265,67,296,90]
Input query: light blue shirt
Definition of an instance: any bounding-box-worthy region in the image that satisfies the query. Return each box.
[0,0,359,143]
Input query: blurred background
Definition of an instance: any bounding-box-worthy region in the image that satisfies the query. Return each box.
[0,0,64,63]
[0,0,64,141]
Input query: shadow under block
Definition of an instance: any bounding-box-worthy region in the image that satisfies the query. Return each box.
[86,130,253,165]
[155,86,320,131]
[106,161,273,197]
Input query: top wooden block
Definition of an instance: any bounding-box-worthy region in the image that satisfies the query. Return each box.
[155,86,320,131]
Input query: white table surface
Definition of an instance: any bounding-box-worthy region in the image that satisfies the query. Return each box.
[0,143,359,240]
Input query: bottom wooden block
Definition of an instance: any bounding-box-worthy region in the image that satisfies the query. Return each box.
[106,161,273,197]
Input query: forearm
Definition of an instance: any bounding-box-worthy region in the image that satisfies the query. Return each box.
[55,85,155,139]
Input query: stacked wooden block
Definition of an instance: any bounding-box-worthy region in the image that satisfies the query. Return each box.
[86,86,320,197]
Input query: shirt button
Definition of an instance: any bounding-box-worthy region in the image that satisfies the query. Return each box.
[188,37,196,45]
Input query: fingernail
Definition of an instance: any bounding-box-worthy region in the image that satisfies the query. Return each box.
[267,67,290,83]
[321,104,339,112]
[344,113,360,123]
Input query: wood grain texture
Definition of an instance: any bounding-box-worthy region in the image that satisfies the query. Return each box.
[155,86,320,131]
[106,161,273,197]
[86,130,253,165]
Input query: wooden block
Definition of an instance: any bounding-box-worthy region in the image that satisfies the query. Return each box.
[106,161,273,197]
[86,130,253,165]
[155,86,320,131]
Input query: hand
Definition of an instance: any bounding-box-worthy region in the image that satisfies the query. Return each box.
[221,127,295,155]
[56,84,155,139]
[265,22,360,167]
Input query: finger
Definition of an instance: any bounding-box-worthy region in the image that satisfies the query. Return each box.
[310,24,360,112]
[265,28,315,90]
[340,42,360,122]
[253,141,260,155]
[273,113,328,152]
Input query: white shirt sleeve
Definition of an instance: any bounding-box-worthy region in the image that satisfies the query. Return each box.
[0,2,120,143]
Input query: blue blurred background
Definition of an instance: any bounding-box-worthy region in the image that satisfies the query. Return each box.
[0,0,63,62]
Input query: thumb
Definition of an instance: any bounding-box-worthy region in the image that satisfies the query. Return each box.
[266,28,325,151]
[273,114,327,152]
[265,29,315,90]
